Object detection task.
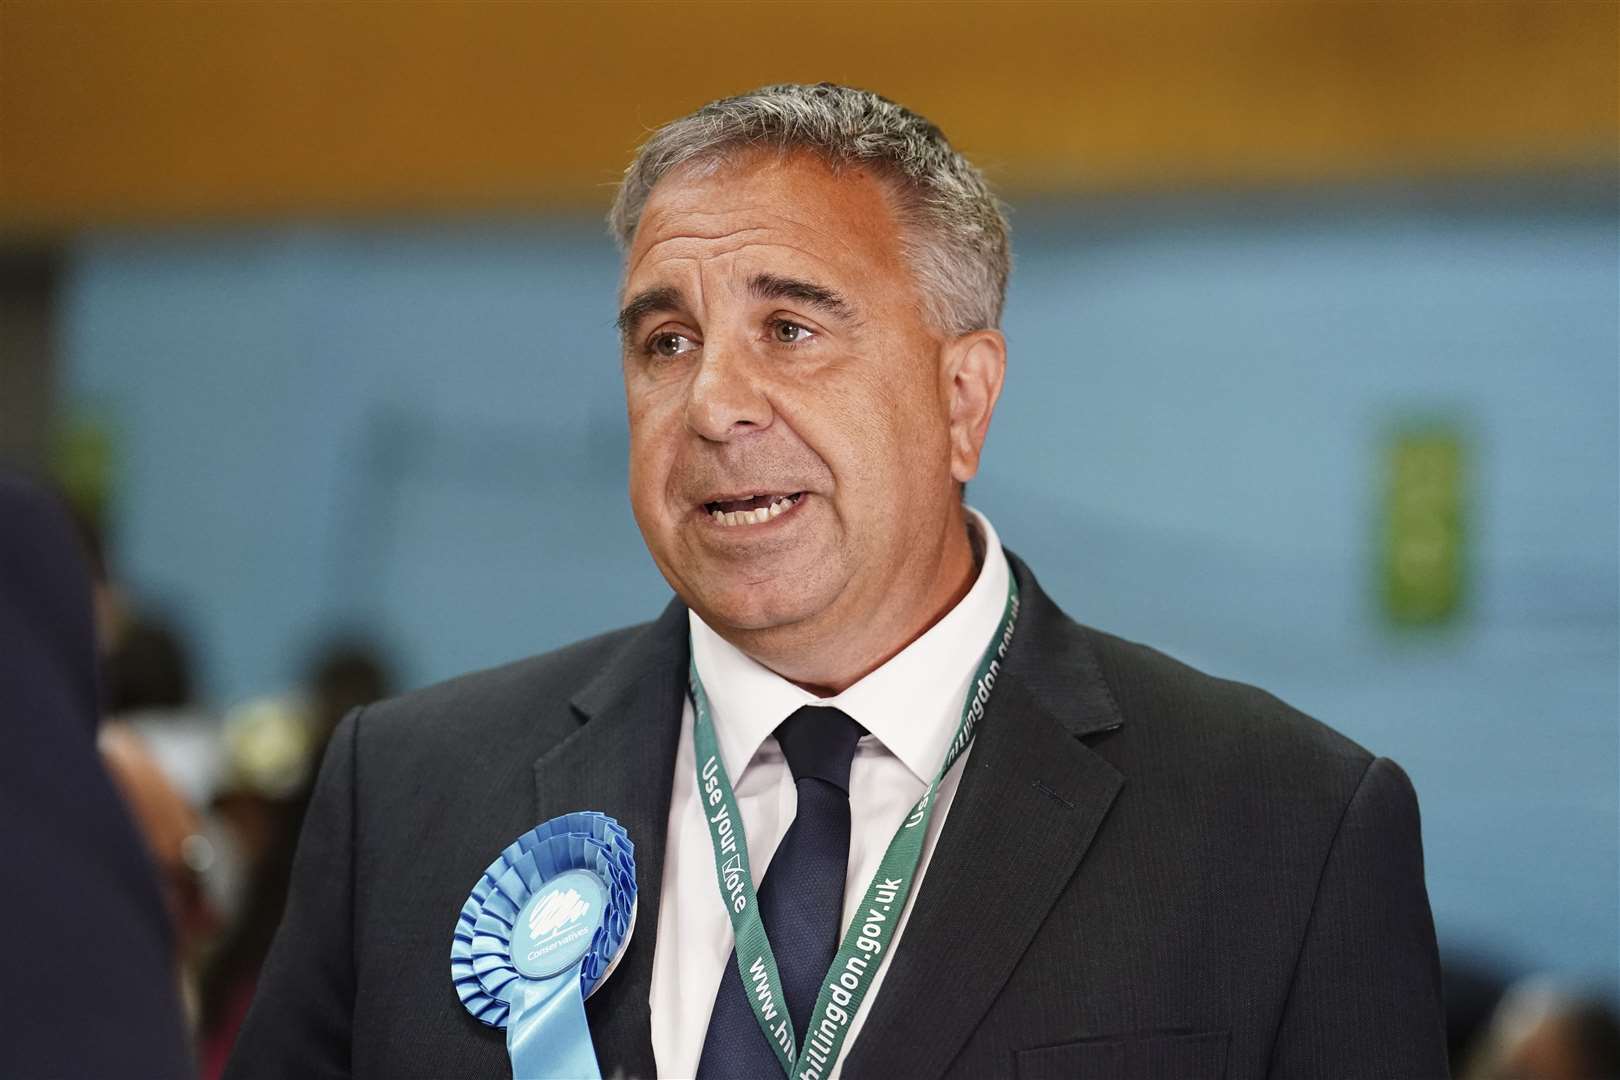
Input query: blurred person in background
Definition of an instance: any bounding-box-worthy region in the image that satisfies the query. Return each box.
[0,472,196,1079]
[199,639,392,1078]
[1462,979,1620,1080]
[101,609,229,1023]
[43,488,399,1076]
[305,640,394,747]
[108,611,227,809]
[1446,953,1515,1075]
[100,715,218,1025]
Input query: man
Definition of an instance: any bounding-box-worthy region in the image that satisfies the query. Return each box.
[227,84,1448,1078]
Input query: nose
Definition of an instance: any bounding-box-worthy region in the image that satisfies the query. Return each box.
[685,341,773,442]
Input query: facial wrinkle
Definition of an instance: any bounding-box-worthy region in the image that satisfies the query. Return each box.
[676,430,830,502]
[630,198,869,283]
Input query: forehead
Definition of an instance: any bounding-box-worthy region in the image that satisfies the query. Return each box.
[623,151,911,296]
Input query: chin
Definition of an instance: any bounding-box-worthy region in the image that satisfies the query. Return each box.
[689,575,831,634]
[649,505,849,635]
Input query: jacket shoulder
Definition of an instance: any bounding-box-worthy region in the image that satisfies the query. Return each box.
[353,619,658,757]
[1077,624,1376,797]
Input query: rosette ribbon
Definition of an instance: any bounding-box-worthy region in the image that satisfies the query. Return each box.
[451,812,637,1080]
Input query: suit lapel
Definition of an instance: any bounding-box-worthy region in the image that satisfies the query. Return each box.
[531,598,688,1080]
[842,556,1126,1080]
[530,557,1125,1079]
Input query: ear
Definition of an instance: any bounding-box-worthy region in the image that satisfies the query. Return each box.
[941,329,1007,485]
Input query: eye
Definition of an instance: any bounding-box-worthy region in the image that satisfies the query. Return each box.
[648,331,699,358]
[769,319,815,345]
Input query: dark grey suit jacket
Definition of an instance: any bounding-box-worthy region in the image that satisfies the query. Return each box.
[226,554,1448,1079]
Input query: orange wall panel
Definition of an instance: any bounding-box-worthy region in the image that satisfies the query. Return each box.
[1,1,1614,231]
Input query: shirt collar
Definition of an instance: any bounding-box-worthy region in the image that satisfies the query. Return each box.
[688,508,1012,785]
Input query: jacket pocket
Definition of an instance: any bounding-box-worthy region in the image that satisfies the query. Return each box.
[1016,1029,1229,1080]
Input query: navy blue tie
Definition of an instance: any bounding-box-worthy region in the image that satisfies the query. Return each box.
[695,705,866,1079]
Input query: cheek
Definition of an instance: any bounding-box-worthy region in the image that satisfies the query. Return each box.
[626,399,676,518]
[792,391,909,513]
[784,351,937,492]
[855,354,945,468]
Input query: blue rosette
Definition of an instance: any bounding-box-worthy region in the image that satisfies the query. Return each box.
[451,812,637,1080]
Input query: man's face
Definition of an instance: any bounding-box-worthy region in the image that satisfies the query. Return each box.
[619,152,964,640]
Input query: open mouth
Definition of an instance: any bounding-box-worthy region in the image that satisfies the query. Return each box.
[702,492,805,527]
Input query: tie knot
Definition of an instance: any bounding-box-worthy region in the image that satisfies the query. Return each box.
[774,706,865,793]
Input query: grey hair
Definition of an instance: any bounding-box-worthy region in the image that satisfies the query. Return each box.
[608,83,1011,336]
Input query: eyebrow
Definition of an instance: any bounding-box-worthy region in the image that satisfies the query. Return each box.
[747,273,856,322]
[615,285,684,339]
[615,273,859,342]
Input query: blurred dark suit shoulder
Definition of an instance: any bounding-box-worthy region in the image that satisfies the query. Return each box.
[0,474,196,1080]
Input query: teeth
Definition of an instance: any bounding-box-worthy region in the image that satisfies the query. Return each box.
[711,494,799,527]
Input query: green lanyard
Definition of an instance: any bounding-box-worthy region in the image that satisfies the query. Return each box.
[689,575,1020,1079]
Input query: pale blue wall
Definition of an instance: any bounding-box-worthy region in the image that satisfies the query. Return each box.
[61,186,1618,993]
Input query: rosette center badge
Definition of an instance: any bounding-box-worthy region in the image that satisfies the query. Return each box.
[514,870,604,978]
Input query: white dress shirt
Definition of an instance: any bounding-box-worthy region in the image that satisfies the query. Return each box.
[650,509,1012,1079]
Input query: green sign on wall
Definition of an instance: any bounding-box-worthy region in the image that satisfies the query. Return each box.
[1380,425,1468,627]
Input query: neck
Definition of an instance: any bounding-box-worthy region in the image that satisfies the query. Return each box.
[734,507,981,697]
